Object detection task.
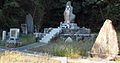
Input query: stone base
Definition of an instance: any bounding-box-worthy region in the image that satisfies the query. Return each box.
[60,22,80,29]
[60,34,96,42]
[5,42,22,48]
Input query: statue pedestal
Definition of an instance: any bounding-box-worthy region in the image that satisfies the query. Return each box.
[60,22,79,29]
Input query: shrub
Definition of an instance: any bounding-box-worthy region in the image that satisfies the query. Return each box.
[52,43,81,58]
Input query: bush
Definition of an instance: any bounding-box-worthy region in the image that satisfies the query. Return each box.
[52,42,81,58]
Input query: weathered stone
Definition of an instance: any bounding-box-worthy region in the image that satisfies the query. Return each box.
[65,37,73,42]
[39,1,95,43]
[21,24,27,34]
[26,13,34,34]
[64,1,75,23]
[6,28,21,47]
[91,19,119,59]
[9,28,20,39]
[2,31,6,41]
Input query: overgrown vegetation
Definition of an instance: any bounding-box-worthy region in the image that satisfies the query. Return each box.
[0,34,36,47]
[0,51,61,63]
[29,32,120,58]
[29,41,94,58]
[20,34,36,46]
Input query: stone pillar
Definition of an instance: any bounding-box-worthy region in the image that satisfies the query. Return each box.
[2,31,6,41]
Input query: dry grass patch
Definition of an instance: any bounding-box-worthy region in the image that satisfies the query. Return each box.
[29,41,95,58]
[0,51,60,63]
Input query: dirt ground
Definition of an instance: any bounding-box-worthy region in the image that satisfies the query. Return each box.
[0,51,117,63]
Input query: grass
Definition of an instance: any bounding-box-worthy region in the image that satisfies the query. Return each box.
[28,32,120,58]
[0,51,61,63]
[29,41,95,58]
[0,37,6,47]
[20,34,36,46]
[0,34,36,47]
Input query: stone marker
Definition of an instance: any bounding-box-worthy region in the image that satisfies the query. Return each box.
[2,31,6,41]
[65,37,73,42]
[26,13,34,34]
[21,24,27,34]
[91,19,119,59]
[6,28,21,47]
[9,28,20,39]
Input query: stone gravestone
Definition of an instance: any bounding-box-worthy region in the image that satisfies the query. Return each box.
[65,37,73,42]
[64,1,75,23]
[6,28,21,47]
[2,31,6,41]
[26,13,34,34]
[9,28,20,39]
[21,24,27,34]
[91,19,119,59]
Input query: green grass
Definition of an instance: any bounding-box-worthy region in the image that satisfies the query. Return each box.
[20,34,36,46]
[0,34,36,47]
[0,37,6,47]
[29,41,95,58]
[29,32,120,58]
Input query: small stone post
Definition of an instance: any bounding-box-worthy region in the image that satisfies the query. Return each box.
[2,31,6,41]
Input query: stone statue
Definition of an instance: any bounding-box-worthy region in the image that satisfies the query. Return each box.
[64,1,75,23]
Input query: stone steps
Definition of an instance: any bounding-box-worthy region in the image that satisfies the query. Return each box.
[39,28,62,43]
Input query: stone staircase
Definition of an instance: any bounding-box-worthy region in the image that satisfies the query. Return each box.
[39,28,62,43]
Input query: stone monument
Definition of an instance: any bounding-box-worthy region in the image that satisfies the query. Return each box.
[26,13,34,34]
[91,19,119,59]
[65,37,73,42]
[6,28,21,47]
[64,1,75,23]
[39,1,95,43]
[2,31,6,41]
[21,24,27,34]
[9,28,20,39]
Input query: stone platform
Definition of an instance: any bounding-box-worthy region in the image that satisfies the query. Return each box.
[39,22,96,43]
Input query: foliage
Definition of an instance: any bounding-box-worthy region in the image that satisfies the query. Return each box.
[0,51,59,63]
[0,0,120,32]
[20,34,36,46]
[29,41,94,58]
[0,41,5,47]
[0,34,36,47]
[52,42,81,58]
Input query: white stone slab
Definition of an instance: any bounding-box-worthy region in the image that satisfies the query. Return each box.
[10,28,20,39]
[2,31,6,41]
